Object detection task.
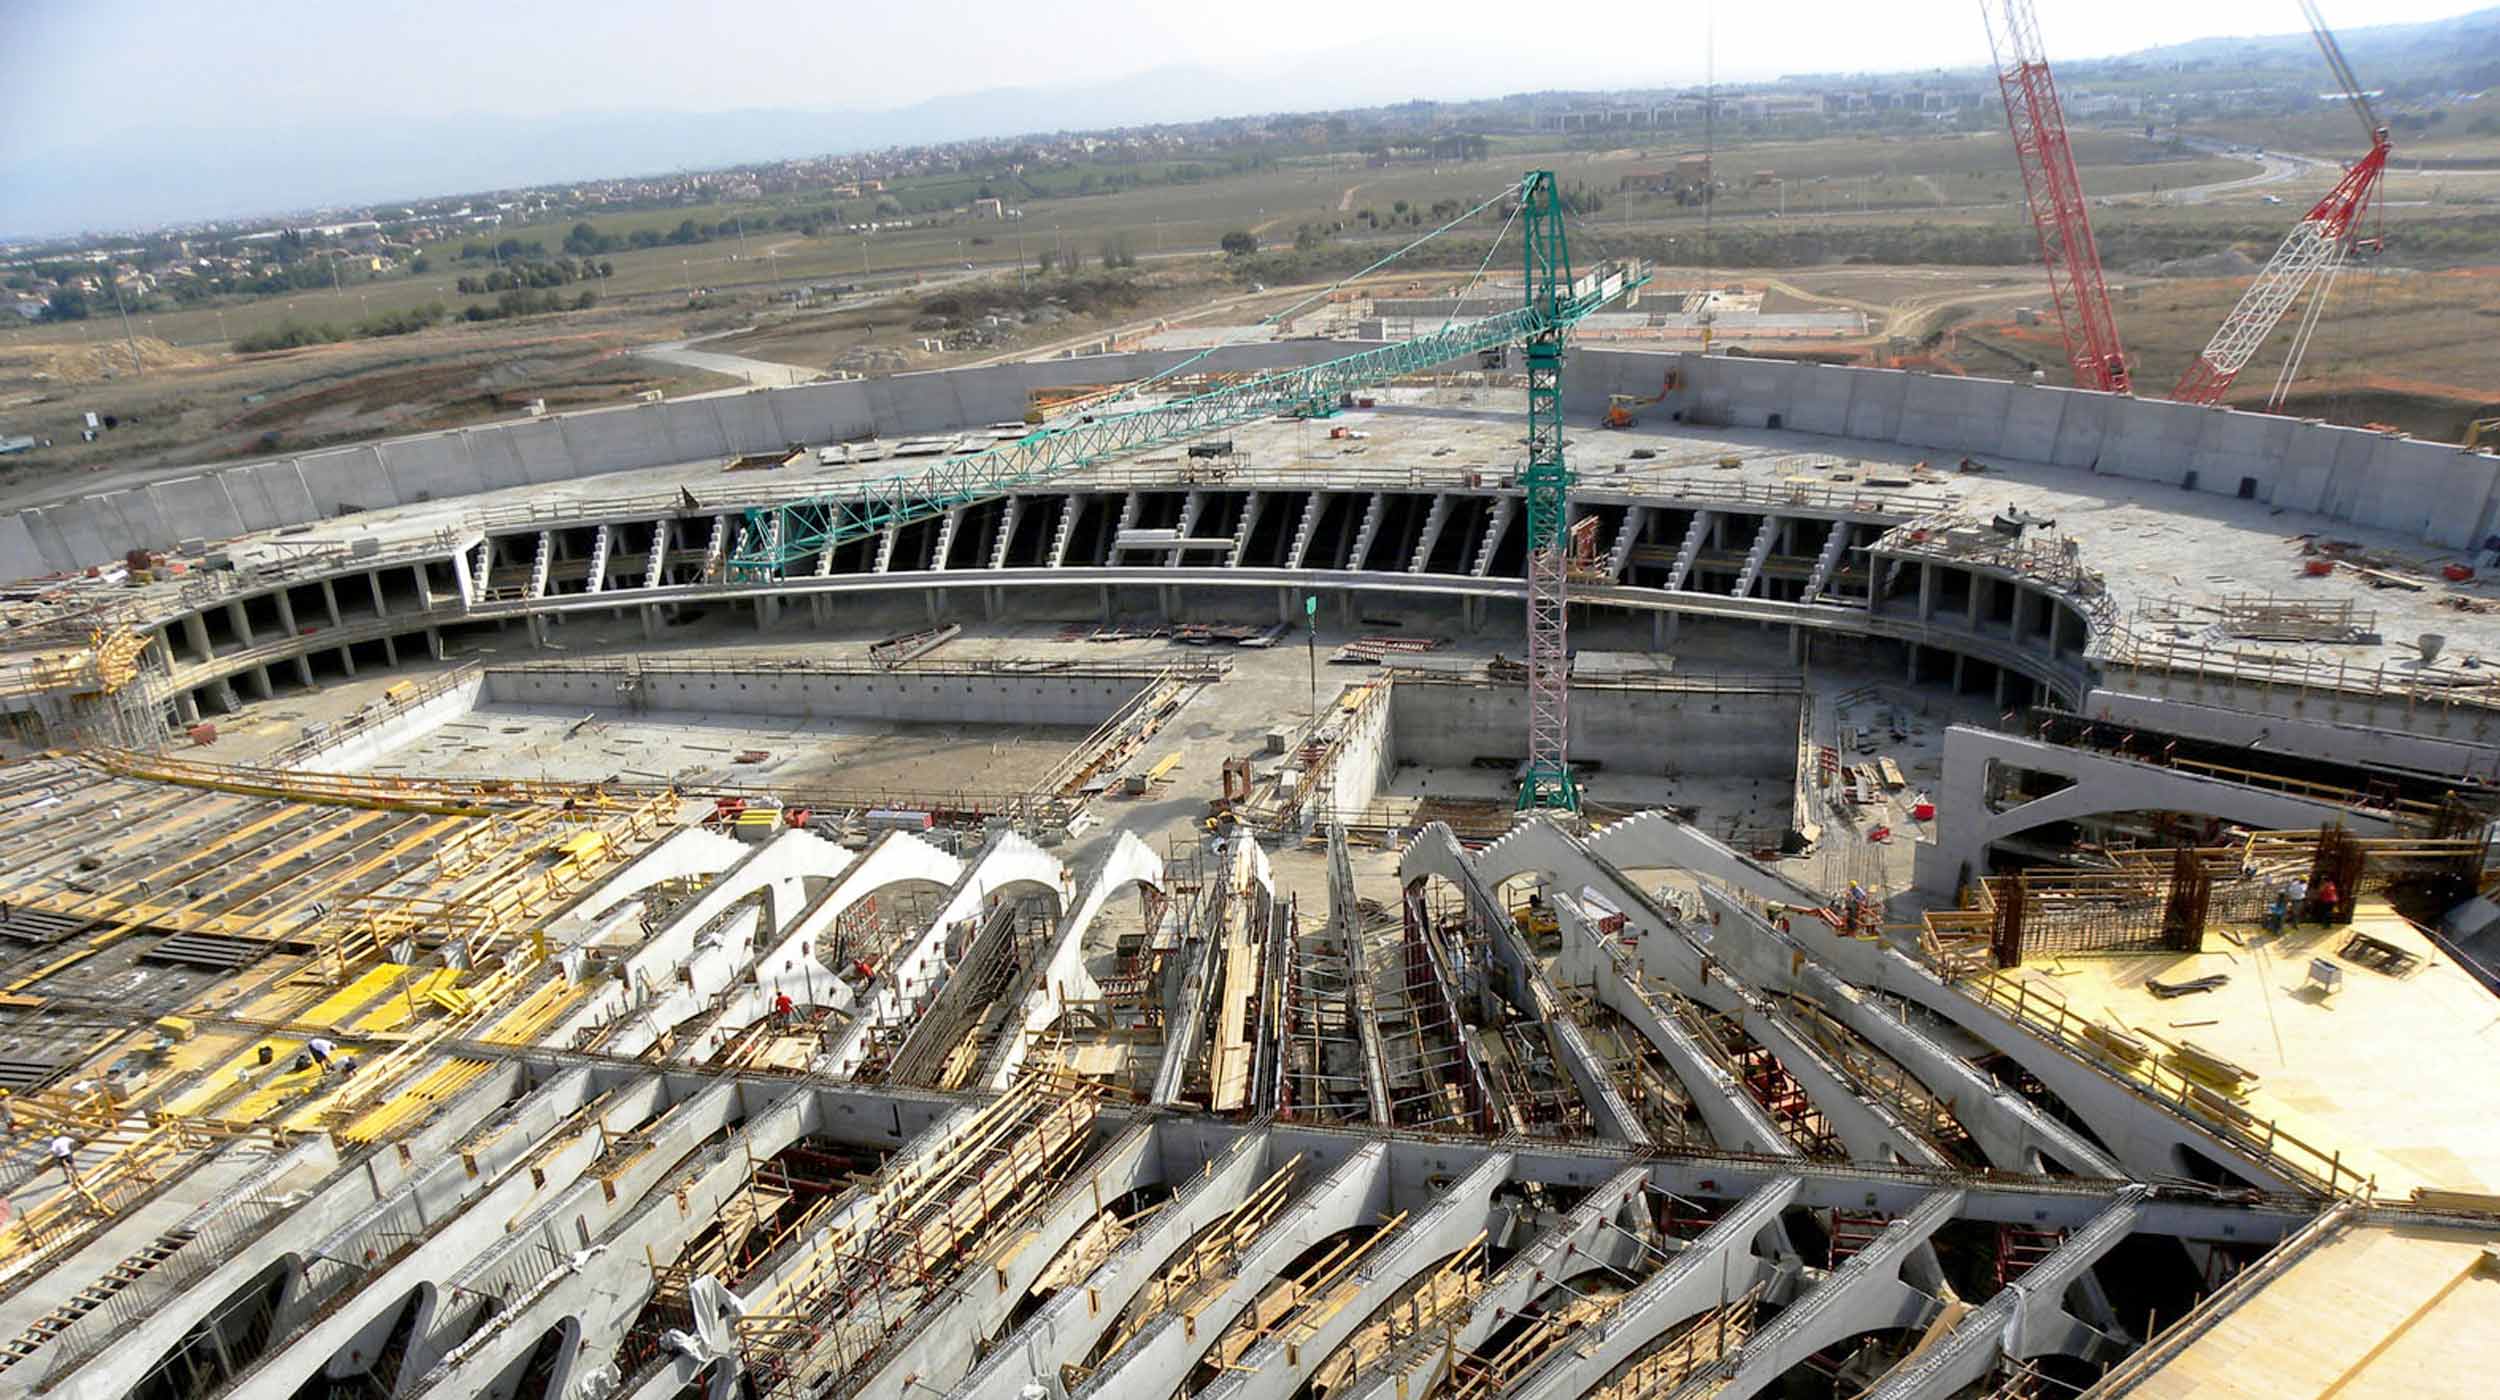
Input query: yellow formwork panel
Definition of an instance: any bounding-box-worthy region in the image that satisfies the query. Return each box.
[480,977,580,1047]
[341,1058,492,1143]
[163,965,412,1122]
[352,969,463,1034]
[216,1060,328,1126]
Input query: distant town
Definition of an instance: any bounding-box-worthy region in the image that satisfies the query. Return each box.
[12,35,2486,330]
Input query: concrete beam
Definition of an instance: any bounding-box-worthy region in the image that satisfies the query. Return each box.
[1700,1189,1963,1400]
[1503,1175,1805,1400]
[1854,1195,2147,1400]
[1071,1144,1391,1400]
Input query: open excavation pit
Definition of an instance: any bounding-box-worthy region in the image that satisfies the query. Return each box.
[327,657,1213,833]
[1310,669,1805,839]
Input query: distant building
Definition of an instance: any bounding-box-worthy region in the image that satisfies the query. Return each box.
[971,197,1004,219]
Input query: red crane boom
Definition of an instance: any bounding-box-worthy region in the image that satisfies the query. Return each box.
[1982,0,2133,395]
[2172,0,2389,409]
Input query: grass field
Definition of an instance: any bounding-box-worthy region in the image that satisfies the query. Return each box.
[3,123,2494,493]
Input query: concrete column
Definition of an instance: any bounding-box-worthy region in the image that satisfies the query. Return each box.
[1917,561,1935,621]
[367,571,389,618]
[2048,601,2069,654]
[926,590,943,624]
[1339,592,1355,628]
[246,665,275,700]
[151,631,177,673]
[410,563,435,612]
[226,601,255,647]
[756,595,780,630]
[427,626,446,661]
[1994,666,2011,707]
[181,612,212,662]
[173,689,201,725]
[1790,626,1805,665]
[319,578,343,627]
[640,606,659,641]
[1278,588,1293,624]
[381,634,399,668]
[336,645,356,679]
[1907,643,1921,683]
[1952,653,1967,693]
[1967,571,1987,630]
[526,614,549,651]
[1099,585,1113,624]
[271,589,300,640]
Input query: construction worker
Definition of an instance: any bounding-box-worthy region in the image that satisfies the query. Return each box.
[2314,878,2341,927]
[305,1036,339,1074]
[2287,876,2308,924]
[49,1134,77,1185]
[773,991,795,1026]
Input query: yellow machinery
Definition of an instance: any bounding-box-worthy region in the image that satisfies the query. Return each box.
[2466,417,2500,451]
[1600,371,1680,429]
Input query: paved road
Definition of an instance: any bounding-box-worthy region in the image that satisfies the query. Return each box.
[635,336,821,389]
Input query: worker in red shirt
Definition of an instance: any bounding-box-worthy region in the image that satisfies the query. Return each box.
[772,990,795,1026]
[2313,878,2340,927]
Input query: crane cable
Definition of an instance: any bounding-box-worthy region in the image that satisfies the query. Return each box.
[1101,179,1528,406]
[1429,198,1529,339]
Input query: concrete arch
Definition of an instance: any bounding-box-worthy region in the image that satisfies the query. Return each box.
[987,830,1164,1089]
[1915,725,2394,894]
[824,832,1073,1080]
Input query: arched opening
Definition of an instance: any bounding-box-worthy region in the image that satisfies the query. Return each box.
[129,1255,297,1400]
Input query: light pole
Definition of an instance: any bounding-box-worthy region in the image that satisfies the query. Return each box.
[1304,595,1319,722]
[108,277,142,375]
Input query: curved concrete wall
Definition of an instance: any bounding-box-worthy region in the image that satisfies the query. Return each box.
[13,343,2495,583]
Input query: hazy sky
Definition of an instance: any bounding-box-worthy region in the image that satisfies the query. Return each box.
[3,0,2489,232]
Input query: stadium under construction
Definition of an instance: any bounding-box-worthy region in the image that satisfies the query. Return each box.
[3,253,2500,1400]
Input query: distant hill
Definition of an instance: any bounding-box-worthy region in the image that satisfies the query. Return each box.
[2069,6,2500,94]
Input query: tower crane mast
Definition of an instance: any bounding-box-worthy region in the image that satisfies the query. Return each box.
[1983,0,2133,394]
[2171,0,2388,410]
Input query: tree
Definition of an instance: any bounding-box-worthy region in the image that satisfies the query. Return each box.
[43,289,90,321]
[1220,230,1258,257]
[1036,249,1057,276]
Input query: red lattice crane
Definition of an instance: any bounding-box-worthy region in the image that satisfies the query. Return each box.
[2172,0,2389,410]
[1982,0,2133,394]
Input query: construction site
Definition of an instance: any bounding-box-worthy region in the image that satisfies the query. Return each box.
[2,4,2500,1395]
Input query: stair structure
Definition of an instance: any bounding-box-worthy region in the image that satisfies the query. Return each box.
[700,515,729,582]
[1046,498,1078,568]
[523,532,552,600]
[1664,509,1713,591]
[583,524,610,595]
[931,507,965,572]
[1731,516,1779,598]
[642,522,668,588]
[989,497,1023,569]
[1471,497,1516,577]
[1228,492,1267,567]
[1801,520,1851,602]
[1344,493,1387,571]
[1603,506,1647,581]
[1408,495,1453,573]
[1286,492,1328,570]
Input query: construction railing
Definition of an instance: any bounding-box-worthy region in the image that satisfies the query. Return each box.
[1956,971,2375,1199]
[2098,627,2500,720]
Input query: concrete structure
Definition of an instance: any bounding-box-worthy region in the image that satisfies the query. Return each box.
[1,343,2496,1400]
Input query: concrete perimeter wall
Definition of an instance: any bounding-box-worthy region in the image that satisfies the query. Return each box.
[0,341,1364,583]
[15,343,2492,584]
[478,665,1141,727]
[1389,679,1799,777]
[1592,350,2500,552]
